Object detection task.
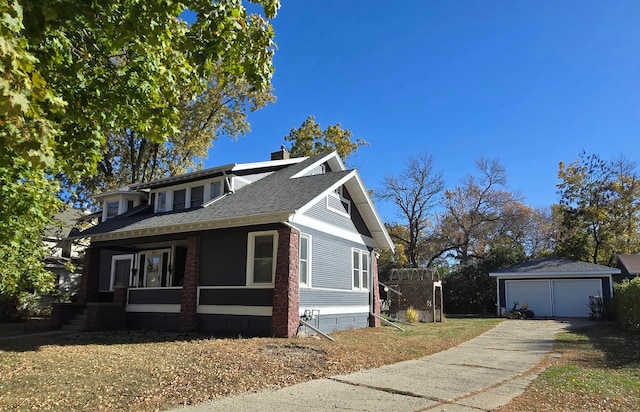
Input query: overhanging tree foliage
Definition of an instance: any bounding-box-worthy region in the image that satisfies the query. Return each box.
[0,0,279,307]
[61,68,276,208]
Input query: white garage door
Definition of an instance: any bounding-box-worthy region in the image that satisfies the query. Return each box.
[505,280,552,317]
[552,279,602,317]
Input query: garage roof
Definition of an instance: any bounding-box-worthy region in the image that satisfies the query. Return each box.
[490,256,621,277]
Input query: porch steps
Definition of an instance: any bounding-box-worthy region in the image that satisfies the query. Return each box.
[62,309,88,332]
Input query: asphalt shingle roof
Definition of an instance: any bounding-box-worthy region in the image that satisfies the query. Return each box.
[617,254,640,275]
[491,256,620,275]
[76,154,351,239]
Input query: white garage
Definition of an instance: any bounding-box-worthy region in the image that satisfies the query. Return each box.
[491,257,618,318]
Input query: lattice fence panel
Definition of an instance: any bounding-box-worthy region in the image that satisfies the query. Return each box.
[388,280,434,310]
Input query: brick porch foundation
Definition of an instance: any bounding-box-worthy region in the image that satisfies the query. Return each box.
[271,226,300,337]
[179,236,200,333]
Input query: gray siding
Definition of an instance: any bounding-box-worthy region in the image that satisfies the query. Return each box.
[198,224,281,286]
[198,314,271,337]
[301,313,369,335]
[304,200,357,232]
[199,288,273,306]
[296,225,370,290]
[199,228,247,286]
[303,192,371,237]
[127,313,179,332]
[299,288,368,307]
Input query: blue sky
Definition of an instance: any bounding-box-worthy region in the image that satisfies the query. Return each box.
[205,1,640,222]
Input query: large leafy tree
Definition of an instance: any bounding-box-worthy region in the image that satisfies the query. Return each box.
[61,70,275,207]
[438,158,530,264]
[283,115,368,162]
[555,152,640,265]
[0,0,279,307]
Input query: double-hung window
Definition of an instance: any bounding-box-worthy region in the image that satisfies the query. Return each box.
[247,231,278,286]
[352,248,370,290]
[190,185,204,208]
[157,191,168,212]
[173,189,186,210]
[106,201,119,219]
[299,234,311,287]
[210,181,222,200]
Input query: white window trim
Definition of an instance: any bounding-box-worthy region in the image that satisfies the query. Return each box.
[352,248,370,291]
[109,254,135,291]
[246,230,279,287]
[327,186,351,217]
[155,190,171,213]
[133,248,173,288]
[152,177,226,213]
[102,195,142,220]
[299,233,312,287]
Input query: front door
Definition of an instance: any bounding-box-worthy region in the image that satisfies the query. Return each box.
[144,251,164,287]
[110,254,134,290]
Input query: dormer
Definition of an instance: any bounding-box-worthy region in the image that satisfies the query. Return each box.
[94,188,148,221]
[149,176,227,213]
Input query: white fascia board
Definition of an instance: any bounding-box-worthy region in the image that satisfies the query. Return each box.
[294,170,393,251]
[290,152,345,178]
[232,157,306,171]
[490,271,619,278]
[94,189,139,200]
[345,171,394,251]
[289,214,378,249]
[298,305,370,316]
[132,163,237,190]
[295,170,356,215]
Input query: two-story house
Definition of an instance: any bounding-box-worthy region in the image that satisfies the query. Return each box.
[54,150,393,337]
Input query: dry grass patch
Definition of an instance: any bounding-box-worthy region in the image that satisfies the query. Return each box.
[498,323,640,412]
[0,317,500,411]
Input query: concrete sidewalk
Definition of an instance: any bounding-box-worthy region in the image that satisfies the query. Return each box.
[168,319,590,412]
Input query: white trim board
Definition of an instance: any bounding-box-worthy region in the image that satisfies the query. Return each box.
[298,305,370,316]
[126,304,181,313]
[290,214,377,248]
[197,305,272,316]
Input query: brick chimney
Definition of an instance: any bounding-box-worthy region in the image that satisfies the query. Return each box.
[271,146,290,160]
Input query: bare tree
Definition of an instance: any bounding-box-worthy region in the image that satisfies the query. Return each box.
[378,153,444,267]
[439,158,525,264]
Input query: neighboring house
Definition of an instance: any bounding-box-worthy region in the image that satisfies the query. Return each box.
[58,150,393,337]
[43,208,94,300]
[490,257,619,318]
[616,254,640,280]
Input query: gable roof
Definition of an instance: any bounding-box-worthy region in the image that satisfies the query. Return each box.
[489,256,620,277]
[617,254,640,276]
[74,152,394,250]
[44,208,87,240]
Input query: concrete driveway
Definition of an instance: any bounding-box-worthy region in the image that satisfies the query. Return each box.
[168,318,590,412]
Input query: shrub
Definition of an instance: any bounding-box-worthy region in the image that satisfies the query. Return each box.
[0,294,21,322]
[405,306,418,323]
[613,278,640,331]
